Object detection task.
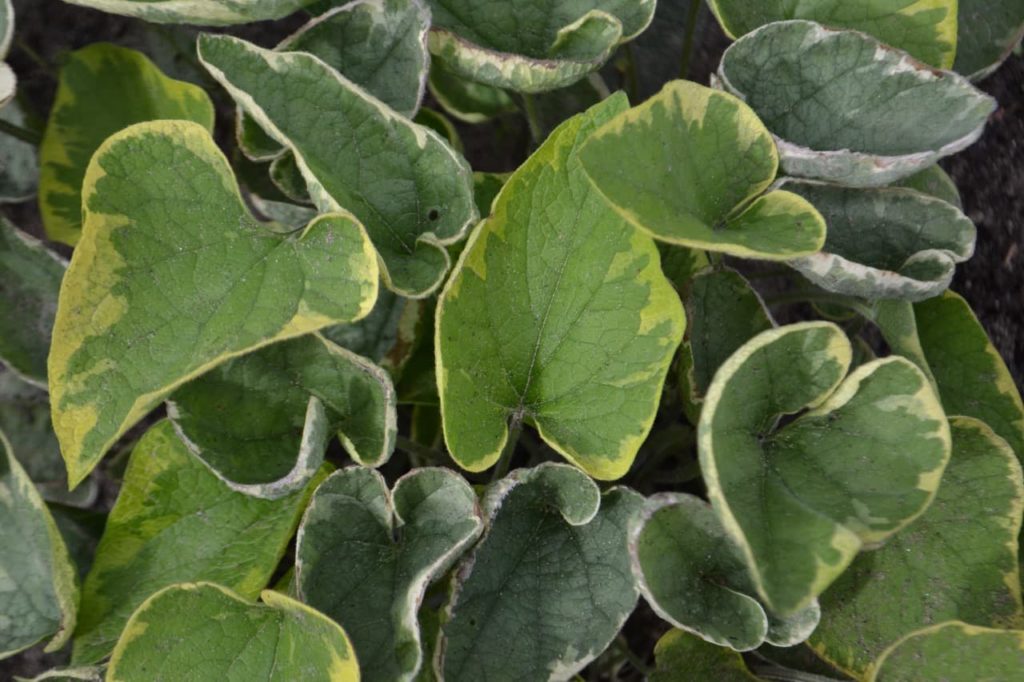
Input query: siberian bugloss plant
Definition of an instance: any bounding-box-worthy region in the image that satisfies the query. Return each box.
[1,0,1023,680]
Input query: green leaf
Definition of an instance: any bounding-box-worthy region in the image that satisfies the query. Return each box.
[0,428,77,659]
[0,0,14,107]
[579,80,826,259]
[700,322,951,615]
[630,493,820,651]
[297,467,483,682]
[707,0,959,68]
[954,0,1024,79]
[106,583,359,681]
[650,629,759,682]
[0,217,64,386]
[783,180,976,301]
[236,0,430,160]
[0,372,97,508]
[0,102,39,202]
[679,267,773,418]
[895,164,962,208]
[870,621,1024,682]
[72,421,325,664]
[39,43,215,245]
[914,292,1024,461]
[436,95,684,480]
[199,33,478,297]
[717,21,996,186]
[425,0,656,93]
[58,0,319,25]
[427,59,516,124]
[322,288,421,367]
[658,243,710,292]
[810,416,1024,678]
[48,120,378,487]
[169,333,396,498]
[437,463,643,680]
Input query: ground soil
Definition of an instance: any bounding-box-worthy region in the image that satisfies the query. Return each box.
[1,1,1021,678]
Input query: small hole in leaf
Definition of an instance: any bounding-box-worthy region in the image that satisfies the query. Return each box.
[428,209,440,222]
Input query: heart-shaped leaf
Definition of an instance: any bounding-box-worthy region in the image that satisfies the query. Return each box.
[678,267,773,422]
[954,0,1024,79]
[59,0,319,25]
[424,0,656,93]
[579,80,826,259]
[0,217,64,387]
[0,428,77,659]
[199,33,477,297]
[236,0,430,161]
[707,0,959,68]
[870,621,1024,682]
[809,416,1024,678]
[436,95,684,480]
[48,120,378,487]
[106,583,359,681]
[169,333,397,498]
[651,629,759,682]
[436,463,643,680]
[630,493,820,651]
[700,322,951,615]
[72,421,326,664]
[783,180,976,301]
[0,102,39,202]
[717,21,995,186]
[39,43,215,245]
[296,467,483,682]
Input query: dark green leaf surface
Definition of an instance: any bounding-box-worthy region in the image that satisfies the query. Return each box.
[437,464,643,680]
[650,629,759,682]
[718,20,996,186]
[954,0,1024,79]
[72,421,325,663]
[870,621,1024,681]
[436,95,684,480]
[297,467,483,682]
[811,417,1024,678]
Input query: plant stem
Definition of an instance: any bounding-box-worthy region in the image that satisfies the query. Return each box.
[491,418,523,482]
[0,117,42,145]
[614,635,653,675]
[15,38,55,79]
[395,435,443,468]
[678,0,702,79]
[520,93,543,146]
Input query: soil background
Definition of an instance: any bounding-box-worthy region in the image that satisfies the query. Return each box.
[1,0,1022,678]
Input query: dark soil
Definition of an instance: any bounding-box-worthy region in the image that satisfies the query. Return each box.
[1,0,1021,678]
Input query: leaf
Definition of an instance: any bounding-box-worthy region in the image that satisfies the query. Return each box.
[783,180,976,301]
[700,322,951,615]
[39,43,215,245]
[58,0,319,25]
[658,243,709,292]
[679,267,773,419]
[436,95,684,480]
[0,372,97,508]
[48,120,378,488]
[415,108,463,154]
[0,102,39,202]
[914,292,1024,461]
[322,288,420,367]
[0,428,77,659]
[424,0,656,93]
[809,416,1024,678]
[650,629,759,682]
[895,164,962,208]
[630,493,820,651]
[707,0,959,68]
[954,0,1024,79]
[427,59,516,124]
[0,0,14,107]
[297,467,483,682]
[15,667,105,682]
[106,583,359,681]
[436,463,643,680]
[717,21,996,186]
[0,217,64,387]
[579,80,826,259]
[236,0,430,160]
[870,621,1024,681]
[169,333,396,498]
[199,33,477,297]
[71,421,326,664]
